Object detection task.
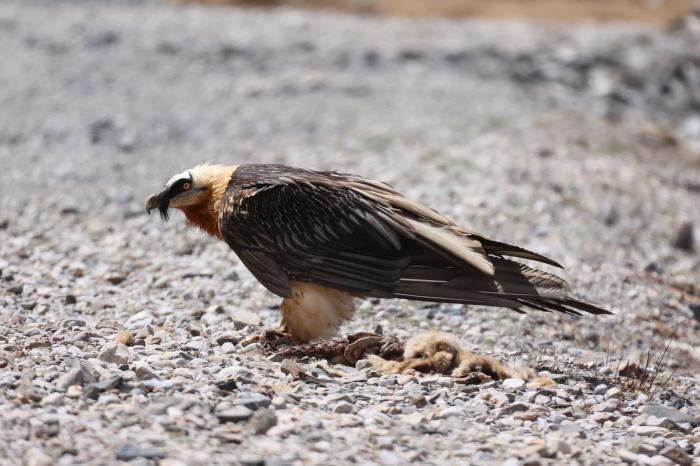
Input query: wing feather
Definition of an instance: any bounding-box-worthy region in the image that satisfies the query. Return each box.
[217,164,610,317]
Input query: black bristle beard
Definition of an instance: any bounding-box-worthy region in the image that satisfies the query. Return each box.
[158,200,170,221]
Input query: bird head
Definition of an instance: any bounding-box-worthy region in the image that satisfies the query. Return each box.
[146,163,236,221]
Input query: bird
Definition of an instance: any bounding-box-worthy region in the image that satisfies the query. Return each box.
[146,163,611,342]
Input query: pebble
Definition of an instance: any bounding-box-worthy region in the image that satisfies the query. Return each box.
[97,344,129,365]
[115,445,166,461]
[217,406,254,423]
[594,384,608,395]
[643,406,696,426]
[115,330,134,346]
[230,310,262,329]
[56,360,97,389]
[659,445,692,466]
[333,401,354,414]
[249,408,277,434]
[502,379,526,391]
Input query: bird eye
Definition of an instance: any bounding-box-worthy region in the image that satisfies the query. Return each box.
[182,182,191,190]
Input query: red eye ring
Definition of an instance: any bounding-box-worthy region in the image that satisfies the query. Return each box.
[182,182,191,190]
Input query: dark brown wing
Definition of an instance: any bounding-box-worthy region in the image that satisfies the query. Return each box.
[219,166,416,298]
[218,164,611,316]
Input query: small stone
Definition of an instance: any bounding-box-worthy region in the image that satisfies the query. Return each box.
[503,402,529,413]
[241,343,261,353]
[134,327,151,342]
[334,401,353,414]
[65,385,82,398]
[26,449,52,466]
[690,303,700,322]
[672,222,694,251]
[220,342,236,353]
[502,378,526,391]
[145,335,161,345]
[237,393,271,410]
[216,378,238,392]
[24,337,51,350]
[115,445,166,461]
[239,455,264,466]
[98,344,129,365]
[230,310,262,329]
[546,437,571,455]
[605,387,622,399]
[438,406,463,419]
[271,396,286,409]
[56,360,97,389]
[591,412,615,423]
[249,408,277,434]
[105,273,127,285]
[134,362,159,381]
[594,384,608,395]
[646,455,674,466]
[216,332,241,345]
[643,405,696,426]
[83,374,122,399]
[659,445,692,466]
[217,406,254,423]
[115,330,134,346]
[64,294,77,305]
[40,393,64,407]
[632,426,668,436]
[618,449,639,463]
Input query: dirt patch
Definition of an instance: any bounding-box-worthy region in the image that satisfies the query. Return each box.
[186,0,697,24]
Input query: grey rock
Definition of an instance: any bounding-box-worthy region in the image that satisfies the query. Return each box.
[502,379,526,391]
[83,374,123,399]
[333,401,354,414]
[97,344,129,365]
[249,408,277,434]
[134,362,159,381]
[672,222,695,251]
[230,309,262,329]
[659,445,692,466]
[56,360,97,389]
[217,406,254,423]
[115,445,165,461]
[643,405,696,427]
[237,393,272,410]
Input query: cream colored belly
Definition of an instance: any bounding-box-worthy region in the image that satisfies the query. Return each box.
[280,282,356,342]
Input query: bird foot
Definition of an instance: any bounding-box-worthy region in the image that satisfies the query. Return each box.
[241,327,294,349]
[264,332,404,366]
[344,332,403,363]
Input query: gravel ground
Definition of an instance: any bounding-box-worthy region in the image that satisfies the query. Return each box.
[1,1,700,465]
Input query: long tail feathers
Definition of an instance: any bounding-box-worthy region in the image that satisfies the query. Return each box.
[395,256,611,317]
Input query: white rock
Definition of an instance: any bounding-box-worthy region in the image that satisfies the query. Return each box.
[97,344,129,365]
[40,393,63,407]
[502,378,526,391]
[438,406,463,419]
[333,401,354,414]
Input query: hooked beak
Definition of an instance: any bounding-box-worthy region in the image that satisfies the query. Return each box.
[146,191,171,220]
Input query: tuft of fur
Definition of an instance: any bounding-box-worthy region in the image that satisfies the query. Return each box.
[369,331,548,384]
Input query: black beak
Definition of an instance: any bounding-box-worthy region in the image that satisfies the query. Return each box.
[146,191,171,220]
